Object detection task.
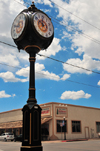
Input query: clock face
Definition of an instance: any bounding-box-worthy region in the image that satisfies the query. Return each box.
[33,12,54,38]
[11,13,27,40]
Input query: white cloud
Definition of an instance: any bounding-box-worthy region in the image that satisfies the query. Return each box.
[12,94,16,97]
[62,31,72,40]
[63,54,100,74]
[61,74,70,81]
[0,1,62,70]
[97,80,100,86]
[0,0,28,70]
[0,71,19,82]
[0,52,19,67]
[54,0,100,70]
[0,0,25,37]
[60,90,91,100]
[38,70,60,81]
[0,71,28,82]
[0,90,11,98]
[36,38,62,60]
[36,63,45,72]
[16,67,29,78]
[34,0,53,7]
[16,63,70,81]
[0,90,16,98]
[35,63,61,80]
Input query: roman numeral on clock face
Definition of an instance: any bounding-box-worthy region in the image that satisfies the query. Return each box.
[33,12,54,38]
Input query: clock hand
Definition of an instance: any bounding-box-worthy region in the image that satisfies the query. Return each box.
[39,20,44,27]
[14,21,23,28]
[41,19,44,27]
[14,25,20,28]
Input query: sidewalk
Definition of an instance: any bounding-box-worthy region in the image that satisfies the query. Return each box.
[42,138,100,143]
[42,138,88,143]
[62,138,88,142]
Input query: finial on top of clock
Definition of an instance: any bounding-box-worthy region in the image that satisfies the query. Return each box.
[31,1,35,8]
[28,1,37,11]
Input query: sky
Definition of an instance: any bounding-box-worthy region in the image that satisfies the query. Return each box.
[0,0,100,112]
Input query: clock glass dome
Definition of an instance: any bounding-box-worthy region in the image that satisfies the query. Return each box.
[11,13,27,40]
[33,12,54,38]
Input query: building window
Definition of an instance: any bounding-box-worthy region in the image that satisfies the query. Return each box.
[57,120,67,132]
[96,122,100,133]
[72,121,81,132]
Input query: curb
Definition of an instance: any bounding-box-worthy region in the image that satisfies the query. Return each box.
[42,139,88,143]
[62,139,88,142]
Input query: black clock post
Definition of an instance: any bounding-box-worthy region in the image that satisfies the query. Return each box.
[11,2,54,151]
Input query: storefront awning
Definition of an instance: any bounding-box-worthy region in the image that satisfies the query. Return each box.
[0,117,52,129]
[0,121,22,129]
[41,117,52,125]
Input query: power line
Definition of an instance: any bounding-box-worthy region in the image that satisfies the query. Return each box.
[36,72,100,89]
[1,40,100,75]
[51,16,100,45]
[0,62,21,69]
[0,41,16,48]
[13,0,100,46]
[14,0,26,7]
[0,1,100,88]
[65,79,100,89]
[16,0,100,33]
[0,59,100,89]
[0,42,100,88]
[49,0,100,31]
[38,54,100,75]
[0,41,100,89]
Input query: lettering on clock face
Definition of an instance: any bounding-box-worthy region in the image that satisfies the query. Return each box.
[11,13,26,39]
[33,12,53,38]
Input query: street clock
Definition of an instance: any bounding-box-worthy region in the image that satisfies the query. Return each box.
[11,2,54,151]
[11,3,54,51]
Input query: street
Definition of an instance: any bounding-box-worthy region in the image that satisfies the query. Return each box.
[0,140,100,151]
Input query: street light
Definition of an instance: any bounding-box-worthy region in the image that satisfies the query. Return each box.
[63,116,66,140]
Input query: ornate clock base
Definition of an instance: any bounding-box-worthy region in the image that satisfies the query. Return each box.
[21,146,43,151]
[21,103,42,151]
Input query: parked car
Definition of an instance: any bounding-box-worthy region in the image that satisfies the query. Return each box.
[14,134,22,142]
[0,132,14,141]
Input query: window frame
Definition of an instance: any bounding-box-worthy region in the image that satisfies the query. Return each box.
[71,120,81,133]
[56,119,67,133]
[96,121,100,133]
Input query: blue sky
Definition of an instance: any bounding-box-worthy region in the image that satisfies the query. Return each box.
[0,0,100,112]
